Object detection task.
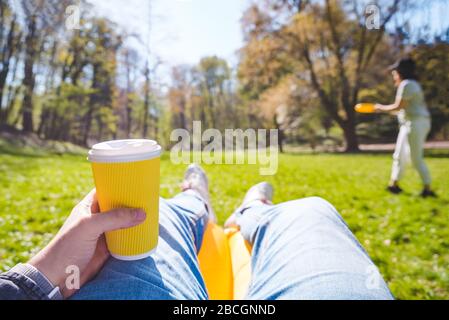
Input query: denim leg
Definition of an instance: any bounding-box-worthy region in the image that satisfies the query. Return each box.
[72,192,209,300]
[237,197,393,300]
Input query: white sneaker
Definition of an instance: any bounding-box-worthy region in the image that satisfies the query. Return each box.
[241,182,274,208]
[181,164,217,223]
[225,182,274,229]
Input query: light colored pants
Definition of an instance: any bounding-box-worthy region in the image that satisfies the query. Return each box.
[72,193,393,300]
[391,117,431,185]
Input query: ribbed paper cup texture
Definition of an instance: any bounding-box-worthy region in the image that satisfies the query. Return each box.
[88,140,161,260]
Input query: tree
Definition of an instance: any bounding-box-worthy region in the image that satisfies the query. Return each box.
[0,2,22,125]
[18,0,75,132]
[83,18,122,145]
[239,0,406,151]
[0,2,21,121]
[167,57,244,143]
[412,42,449,139]
[192,56,233,130]
[121,48,140,137]
[168,65,191,131]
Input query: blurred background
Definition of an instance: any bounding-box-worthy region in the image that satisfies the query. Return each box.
[0,0,448,151]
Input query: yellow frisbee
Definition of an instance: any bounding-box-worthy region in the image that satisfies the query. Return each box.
[355,103,376,114]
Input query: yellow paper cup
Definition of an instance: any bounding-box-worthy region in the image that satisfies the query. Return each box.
[88,139,162,261]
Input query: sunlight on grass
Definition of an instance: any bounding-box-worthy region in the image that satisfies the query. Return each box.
[0,148,448,299]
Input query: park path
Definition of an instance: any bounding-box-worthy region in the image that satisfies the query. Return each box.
[360,141,449,151]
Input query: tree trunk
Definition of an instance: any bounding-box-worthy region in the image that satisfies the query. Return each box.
[38,40,59,138]
[125,52,133,138]
[22,85,35,132]
[83,106,93,146]
[142,66,150,138]
[37,109,49,137]
[21,16,38,133]
[4,86,20,126]
[0,67,9,113]
[179,109,187,130]
[0,16,19,124]
[342,121,360,153]
[278,128,284,153]
[274,115,284,153]
[97,116,104,141]
[84,63,100,146]
[126,105,132,137]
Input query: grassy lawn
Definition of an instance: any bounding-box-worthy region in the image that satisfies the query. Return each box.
[0,143,448,299]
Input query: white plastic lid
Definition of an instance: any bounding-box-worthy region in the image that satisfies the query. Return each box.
[87,139,162,163]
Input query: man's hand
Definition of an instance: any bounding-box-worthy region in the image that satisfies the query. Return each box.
[29,190,146,298]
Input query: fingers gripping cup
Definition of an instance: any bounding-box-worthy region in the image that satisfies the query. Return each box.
[88,139,162,261]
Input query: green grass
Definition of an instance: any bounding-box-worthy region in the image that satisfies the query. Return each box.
[0,144,448,299]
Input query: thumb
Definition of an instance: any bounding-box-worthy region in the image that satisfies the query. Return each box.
[89,208,147,234]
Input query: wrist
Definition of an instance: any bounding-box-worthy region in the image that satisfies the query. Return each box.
[29,248,66,289]
[10,263,64,300]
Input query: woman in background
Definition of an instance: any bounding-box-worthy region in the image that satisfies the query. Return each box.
[375,58,436,197]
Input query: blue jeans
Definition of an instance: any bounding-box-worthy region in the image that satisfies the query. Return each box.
[73,193,393,300]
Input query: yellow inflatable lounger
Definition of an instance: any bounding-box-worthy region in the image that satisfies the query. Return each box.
[197,222,252,300]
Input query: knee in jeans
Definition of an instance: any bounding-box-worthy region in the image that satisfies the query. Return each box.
[305,196,336,211]
[283,197,336,214]
[271,197,343,228]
